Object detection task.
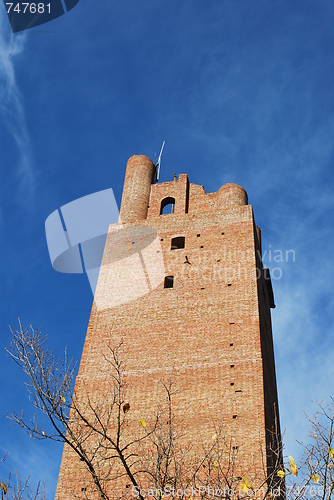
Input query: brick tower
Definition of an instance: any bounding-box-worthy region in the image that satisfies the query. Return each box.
[55,155,282,498]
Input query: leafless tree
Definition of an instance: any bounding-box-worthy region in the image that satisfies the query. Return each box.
[7,322,333,500]
[5,322,286,499]
[6,323,159,500]
[0,454,45,500]
[283,399,334,500]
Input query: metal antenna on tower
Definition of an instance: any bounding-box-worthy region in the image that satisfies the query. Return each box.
[155,140,165,182]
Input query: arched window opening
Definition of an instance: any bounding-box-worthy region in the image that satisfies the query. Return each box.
[160,197,175,215]
[171,236,185,250]
[164,276,174,289]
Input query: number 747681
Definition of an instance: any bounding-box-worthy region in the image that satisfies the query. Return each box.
[6,3,51,14]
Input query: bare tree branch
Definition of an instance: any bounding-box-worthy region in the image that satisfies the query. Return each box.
[6,322,334,500]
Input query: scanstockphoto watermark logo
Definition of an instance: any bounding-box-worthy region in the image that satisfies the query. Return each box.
[261,245,296,281]
[131,485,282,498]
[45,188,165,311]
[132,484,330,498]
[174,246,295,283]
[45,188,295,309]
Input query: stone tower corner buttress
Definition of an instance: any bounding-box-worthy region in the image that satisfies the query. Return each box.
[119,154,156,223]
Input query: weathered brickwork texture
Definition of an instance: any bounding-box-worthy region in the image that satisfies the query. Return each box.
[55,155,281,499]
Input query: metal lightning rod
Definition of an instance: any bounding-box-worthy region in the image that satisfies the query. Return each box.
[155,140,165,182]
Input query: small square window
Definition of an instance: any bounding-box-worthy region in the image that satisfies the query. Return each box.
[197,233,200,237]
[164,276,174,288]
[171,236,185,250]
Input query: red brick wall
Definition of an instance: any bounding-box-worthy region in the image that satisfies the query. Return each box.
[55,156,281,499]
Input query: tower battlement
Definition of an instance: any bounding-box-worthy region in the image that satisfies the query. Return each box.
[119,154,249,222]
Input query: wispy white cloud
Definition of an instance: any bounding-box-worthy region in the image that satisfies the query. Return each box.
[273,279,334,462]
[0,434,59,497]
[265,207,334,461]
[0,9,34,199]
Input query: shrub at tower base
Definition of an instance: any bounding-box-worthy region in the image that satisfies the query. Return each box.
[5,323,334,500]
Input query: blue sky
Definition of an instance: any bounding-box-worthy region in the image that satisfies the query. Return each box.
[1,0,334,497]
